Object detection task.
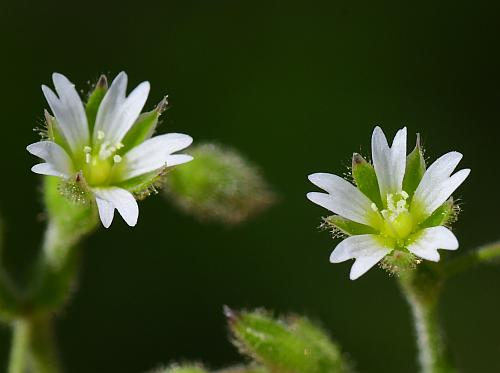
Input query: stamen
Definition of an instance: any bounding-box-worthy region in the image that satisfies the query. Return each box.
[381,191,410,222]
[113,155,122,163]
[97,130,105,140]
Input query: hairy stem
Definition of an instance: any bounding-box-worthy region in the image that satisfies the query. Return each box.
[399,267,455,373]
[8,320,30,373]
[5,177,98,372]
[7,317,60,373]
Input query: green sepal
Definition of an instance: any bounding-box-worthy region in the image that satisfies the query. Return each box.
[351,153,383,209]
[419,198,454,228]
[403,134,426,198]
[44,176,97,232]
[117,167,167,200]
[226,307,349,373]
[44,110,70,152]
[85,75,108,133]
[120,96,167,153]
[324,215,377,236]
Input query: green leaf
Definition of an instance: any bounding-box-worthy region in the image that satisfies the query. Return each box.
[403,133,426,197]
[226,307,349,373]
[419,198,454,228]
[351,153,383,209]
[120,96,167,153]
[85,75,108,133]
[324,215,377,235]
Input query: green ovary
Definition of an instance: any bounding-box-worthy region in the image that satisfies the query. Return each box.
[383,211,414,239]
[84,158,113,186]
[376,191,417,248]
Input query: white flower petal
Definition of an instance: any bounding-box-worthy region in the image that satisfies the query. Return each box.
[407,226,459,262]
[95,197,115,228]
[307,173,374,225]
[31,163,67,178]
[118,133,193,181]
[94,188,139,227]
[371,126,407,201]
[42,73,89,154]
[27,141,73,177]
[166,154,194,167]
[329,234,391,280]
[94,72,150,145]
[350,251,390,280]
[412,151,470,218]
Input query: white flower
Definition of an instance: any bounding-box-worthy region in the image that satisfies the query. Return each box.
[307,127,470,280]
[27,72,193,228]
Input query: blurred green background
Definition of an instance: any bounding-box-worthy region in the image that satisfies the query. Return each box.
[0,1,499,372]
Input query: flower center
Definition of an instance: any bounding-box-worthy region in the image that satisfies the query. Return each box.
[81,132,124,186]
[378,191,415,240]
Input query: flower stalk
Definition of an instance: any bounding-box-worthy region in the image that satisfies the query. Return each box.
[399,265,455,373]
[5,176,98,372]
[8,317,60,373]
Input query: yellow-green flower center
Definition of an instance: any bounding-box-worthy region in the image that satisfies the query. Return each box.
[371,191,416,248]
[79,133,125,186]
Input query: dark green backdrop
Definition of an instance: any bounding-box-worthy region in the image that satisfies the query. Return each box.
[0,1,499,372]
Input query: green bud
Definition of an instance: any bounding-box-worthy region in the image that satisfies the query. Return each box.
[152,365,208,373]
[351,153,383,209]
[217,366,269,373]
[165,143,275,225]
[86,75,108,132]
[226,307,350,373]
[289,317,348,372]
[403,133,426,198]
[121,96,167,154]
[323,215,377,236]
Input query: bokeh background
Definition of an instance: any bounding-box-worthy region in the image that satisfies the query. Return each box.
[0,1,499,372]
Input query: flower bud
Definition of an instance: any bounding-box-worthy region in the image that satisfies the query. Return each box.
[164,143,275,225]
[153,365,207,373]
[225,307,350,373]
[218,366,268,373]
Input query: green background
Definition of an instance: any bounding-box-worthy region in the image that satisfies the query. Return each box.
[0,1,499,372]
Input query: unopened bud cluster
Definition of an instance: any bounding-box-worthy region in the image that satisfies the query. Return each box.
[164,143,275,225]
